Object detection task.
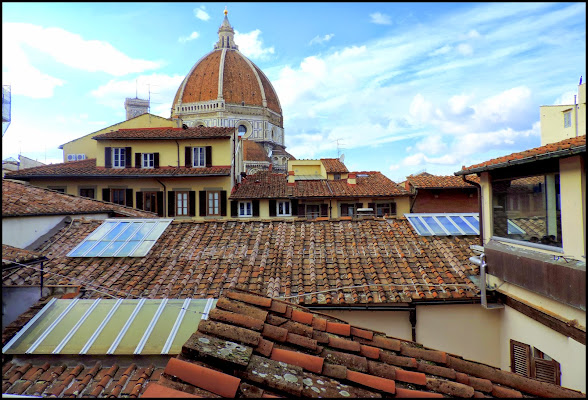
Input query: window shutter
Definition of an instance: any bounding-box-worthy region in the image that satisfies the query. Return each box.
[230,200,238,217]
[102,188,110,202]
[533,359,560,385]
[199,191,206,216]
[321,204,328,218]
[269,200,276,217]
[390,202,397,215]
[291,199,299,216]
[298,203,305,217]
[205,146,212,168]
[168,191,176,217]
[156,192,164,217]
[368,202,376,214]
[510,340,531,377]
[125,189,133,207]
[220,190,227,216]
[125,147,132,168]
[105,147,112,168]
[154,153,160,168]
[185,147,192,168]
[189,191,196,216]
[252,200,260,217]
[135,153,142,168]
[136,192,143,210]
[341,203,348,216]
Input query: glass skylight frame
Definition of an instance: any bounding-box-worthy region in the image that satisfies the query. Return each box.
[404,213,525,236]
[67,218,173,257]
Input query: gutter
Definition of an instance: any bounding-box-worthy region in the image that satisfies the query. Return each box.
[461,174,483,246]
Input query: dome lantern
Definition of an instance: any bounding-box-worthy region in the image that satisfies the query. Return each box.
[214,7,238,50]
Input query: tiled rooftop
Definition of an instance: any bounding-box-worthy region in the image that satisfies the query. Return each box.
[4,159,231,178]
[2,179,157,218]
[1,244,46,267]
[457,135,586,175]
[4,289,583,398]
[2,218,480,304]
[92,126,234,140]
[231,171,409,199]
[321,159,349,173]
[407,173,479,189]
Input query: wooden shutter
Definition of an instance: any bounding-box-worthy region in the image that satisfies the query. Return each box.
[189,191,196,216]
[510,340,531,377]
[220,190,227,216]
[252,200,260,217]
[136,192,143,210]
[205,146,212,168]
[156,192,164,217]
[320,204,328,218]
[168,191,176,217]
[291,199,299,216]
[356,202,363,210]
[135,153,142,168]
[154,153,160,168]
[341,203,348,216]
[125,189,133,207]
[269,200,276,217]
[102,188,110,202]
[533,359,560,385]
[298,203,305,217]
[125,147,132,168]
[230,201,238,217]
[199,191,206,216]
[390,202,397,215]
[105,147,112,168]
[185,147,192,168]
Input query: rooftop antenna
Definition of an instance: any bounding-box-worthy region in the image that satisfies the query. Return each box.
[135,79,138,99]
[332,138,345,158]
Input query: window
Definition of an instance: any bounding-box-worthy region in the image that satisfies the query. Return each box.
[492,173,562,247]
[111,189,126,205]
[176,192,189,216]
[375,202,397,217]
[48,187,66,193]
[67,219,173,257]
[142,153,155,168]
[277,200,291,216]
[238,125,247,136]
[142,192,158,213]
[340,203,356,217]
[113,148,126,168]
[563,110,572,128]
[193,147,206,167]
[239,201,253,217]
[511,340,561,385]
[79,188,95,199]
[333,173,341,180]
[306,205,320,219]
[208,191,220,216]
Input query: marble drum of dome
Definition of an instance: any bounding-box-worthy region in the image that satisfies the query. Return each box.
[171,9,284,148]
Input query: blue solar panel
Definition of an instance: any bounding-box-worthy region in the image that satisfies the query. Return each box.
[68,219,172,257]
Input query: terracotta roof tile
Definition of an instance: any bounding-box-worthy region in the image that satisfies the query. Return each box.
[92,126,234,140]
[164,358,240,397]
[320,158,349,173]
[2,179,156,218]
[407,172,480,189]
[458,135,586,174]
[347,369,396,394]
[271,347,324,373]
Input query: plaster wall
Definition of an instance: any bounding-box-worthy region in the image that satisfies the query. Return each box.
[500,304,586,393]
[61,114,175,162]
[559,155,586,259]
[540,84,586,146]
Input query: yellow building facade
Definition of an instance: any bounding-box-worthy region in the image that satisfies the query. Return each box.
[540,83,586,146]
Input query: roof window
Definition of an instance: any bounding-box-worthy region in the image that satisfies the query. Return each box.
[67,219,172,257]
[405,213,525,236]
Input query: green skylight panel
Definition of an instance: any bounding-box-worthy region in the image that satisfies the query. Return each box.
[67,219,172,257]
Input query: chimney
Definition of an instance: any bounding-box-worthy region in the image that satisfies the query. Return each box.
[287,170,295,186]
[347,172,356,185]
[269,163,273,172]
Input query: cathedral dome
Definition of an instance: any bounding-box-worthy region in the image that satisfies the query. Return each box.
[171,10,282,125]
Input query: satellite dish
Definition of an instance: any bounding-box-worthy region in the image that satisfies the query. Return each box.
[339,154,345,163]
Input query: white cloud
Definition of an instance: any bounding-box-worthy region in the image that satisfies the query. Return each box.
[234,30,274,60]
[429,45,452,56]
[309,33,334,46]
[409,94,433,124]
[194,6,210,21]
[370,12,391,25]
[553,91,576,105]
[179,32,200,43]
[415,135,447,155]
[457,43,473,56]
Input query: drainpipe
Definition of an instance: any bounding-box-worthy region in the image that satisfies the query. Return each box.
[469,253,488,308]
[574,94,578,138]
[409,304,417,342]
[462,175,483,246]
[40,262,44,298]
[175,140,180,167]
[156,179,167,217]
[409,188,418,213]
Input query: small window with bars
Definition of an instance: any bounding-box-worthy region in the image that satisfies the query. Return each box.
[510,340,561,385]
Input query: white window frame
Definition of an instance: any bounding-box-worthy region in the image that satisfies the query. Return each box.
[238,201,253,217]
[193,147,206,167]
[142,153,155,168]
[563,110,572,128]
[112,148,126,168]
[277,200,291,216]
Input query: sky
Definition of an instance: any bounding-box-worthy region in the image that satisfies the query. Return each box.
[2,2,586,182]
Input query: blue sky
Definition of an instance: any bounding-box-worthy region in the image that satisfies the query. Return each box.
[2,2,586,182]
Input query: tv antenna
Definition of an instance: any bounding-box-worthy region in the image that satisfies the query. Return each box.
[332,139,345,158]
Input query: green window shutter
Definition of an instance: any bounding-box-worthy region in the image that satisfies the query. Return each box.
[230,200,238,217]
[291,199,299,216]
[125,147,132,168]
[205,146,212,168]
[252,200,260,217]
[135,153,142,168]
[154,153,160,168]
[185,147,192,168]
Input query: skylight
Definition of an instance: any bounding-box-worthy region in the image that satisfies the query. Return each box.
[67,219,172,257]
[405,213,525,236]
[2,298,216,355]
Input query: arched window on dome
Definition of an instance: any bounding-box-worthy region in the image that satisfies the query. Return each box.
[238,125,247,137]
